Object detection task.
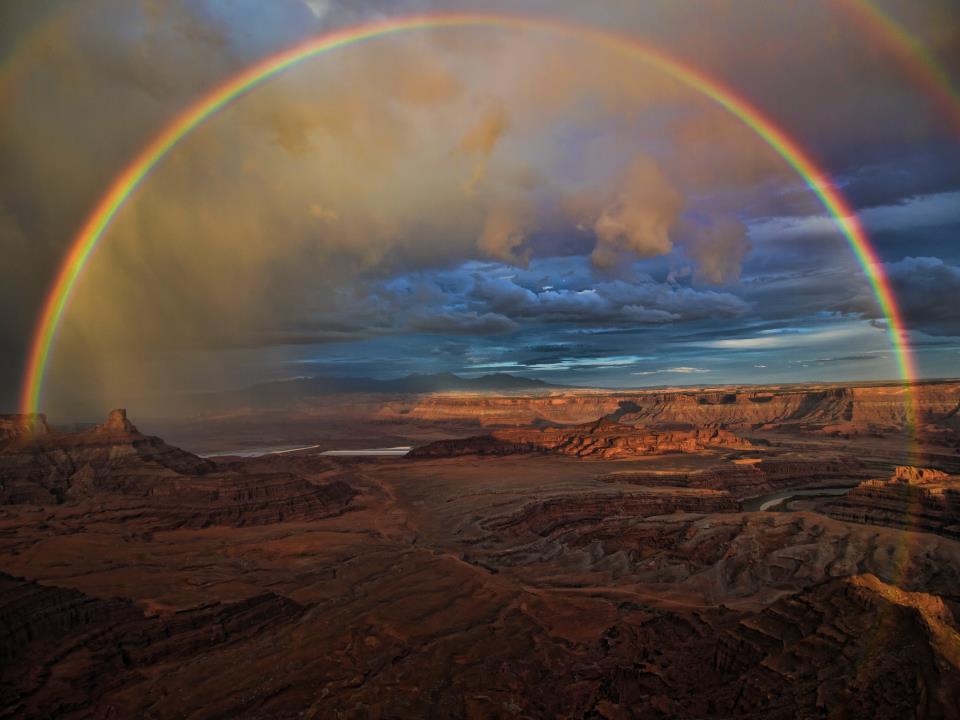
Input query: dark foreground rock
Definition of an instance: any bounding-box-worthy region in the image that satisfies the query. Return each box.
[1,569,957,720]
[1,411,959,718]
[0,409,357,527]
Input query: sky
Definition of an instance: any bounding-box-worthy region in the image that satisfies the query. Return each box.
[1,0,959,419]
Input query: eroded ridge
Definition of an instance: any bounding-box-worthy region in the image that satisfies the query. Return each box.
[822,466,960,539]
[0,405,958,718]
[409,418,754,459]
[0,409,357,527]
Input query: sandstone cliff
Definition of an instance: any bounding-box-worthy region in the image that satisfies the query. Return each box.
[0,409,357,527]
[601,457,871,499]
[376,381,960,441]
[409,418,753,459]
[710,574,960,718]
[488,489,740,538]
[2,397,958,718]
[822,465,960,539]
[0,414,49,446]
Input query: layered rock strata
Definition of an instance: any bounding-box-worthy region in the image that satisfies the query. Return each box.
[488,489,740,537]
[376,381,960,438]
[0,573,304,720]
[2,405,959,718]
[601,458,871,499]
[0,410,357,527]
[409,418,753,459]
[822,465,960,539]
[708,574,960,718]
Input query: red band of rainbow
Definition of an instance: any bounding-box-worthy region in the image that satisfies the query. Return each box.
[19,13,919,434]
[841,0,960,135]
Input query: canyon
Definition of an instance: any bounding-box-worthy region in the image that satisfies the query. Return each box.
[822,465,960,540]
[373,381,960,436]
[408,418,754,459]
[1,381,959,718]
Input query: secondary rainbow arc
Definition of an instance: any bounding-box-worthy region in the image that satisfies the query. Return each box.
[843,0,960,135]
[19,13,919,436]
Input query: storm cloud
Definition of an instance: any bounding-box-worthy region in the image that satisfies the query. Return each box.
[1,0,958,417]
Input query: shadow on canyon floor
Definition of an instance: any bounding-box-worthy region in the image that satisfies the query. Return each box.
[1,382,959,718]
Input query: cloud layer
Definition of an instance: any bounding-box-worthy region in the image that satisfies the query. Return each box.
[1,0,958,416]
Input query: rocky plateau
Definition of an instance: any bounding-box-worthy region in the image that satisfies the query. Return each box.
[408,418,754,459]
[1,384,958,718]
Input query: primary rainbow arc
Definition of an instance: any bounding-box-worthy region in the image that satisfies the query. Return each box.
[20,12,918,427]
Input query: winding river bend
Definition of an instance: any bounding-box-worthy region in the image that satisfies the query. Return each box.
[203,445,411,458]
[741,486,856,512]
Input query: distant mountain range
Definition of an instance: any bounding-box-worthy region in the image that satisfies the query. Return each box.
[247,372,564,396]
[161,372,566,414]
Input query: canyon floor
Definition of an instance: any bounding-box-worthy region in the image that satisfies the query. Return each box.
[2,381,960,718]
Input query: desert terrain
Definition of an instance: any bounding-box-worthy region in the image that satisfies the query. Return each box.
[6,0,960,715]
[2,381,960,718]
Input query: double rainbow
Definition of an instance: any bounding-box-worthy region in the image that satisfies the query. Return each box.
[840,0,960,135]
[20,13,918,428]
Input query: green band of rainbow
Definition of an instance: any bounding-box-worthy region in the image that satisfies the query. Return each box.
[846,0,960,135]
[19,13,918,432]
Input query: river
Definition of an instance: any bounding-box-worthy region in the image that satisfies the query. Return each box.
[202,445,411,458]
[740,485,855,512]
[320,447,411,457]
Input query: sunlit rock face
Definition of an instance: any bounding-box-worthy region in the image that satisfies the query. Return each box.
[408,418,754,458]
[822,466,960,539]
[1,394,959,718]
[377,382,960,444]
[2,0,960,711]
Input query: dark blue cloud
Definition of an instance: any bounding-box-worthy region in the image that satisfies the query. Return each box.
[3,0,960,412]
[882,256,960,336]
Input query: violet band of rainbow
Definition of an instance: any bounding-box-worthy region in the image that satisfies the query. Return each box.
[19,13,919,436]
